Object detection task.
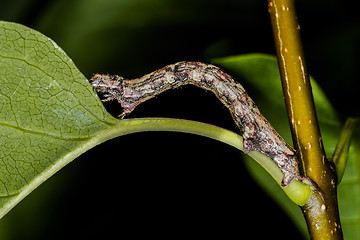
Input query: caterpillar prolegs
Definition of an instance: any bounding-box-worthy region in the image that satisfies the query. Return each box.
[90,61,301,186]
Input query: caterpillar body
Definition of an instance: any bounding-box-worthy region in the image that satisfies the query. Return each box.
[90,61,301,186]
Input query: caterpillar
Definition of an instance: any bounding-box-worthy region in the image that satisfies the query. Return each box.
[90,61,301,186]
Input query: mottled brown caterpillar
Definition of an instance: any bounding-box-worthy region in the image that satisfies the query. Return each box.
[90,61,301,186]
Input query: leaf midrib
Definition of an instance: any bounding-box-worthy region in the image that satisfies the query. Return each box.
[0,121,93,141]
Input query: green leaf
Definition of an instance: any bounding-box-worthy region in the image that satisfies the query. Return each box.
[337,129,360,239]
[0,20,119,216]
[331,117,359,183]
[214,53,360,239]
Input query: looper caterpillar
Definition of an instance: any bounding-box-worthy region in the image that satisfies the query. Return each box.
[90,61,301,186]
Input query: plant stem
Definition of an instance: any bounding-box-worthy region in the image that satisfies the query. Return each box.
[267,0,343,239]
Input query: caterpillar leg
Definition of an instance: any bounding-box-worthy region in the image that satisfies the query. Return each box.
[117,111,126,119]
[101,94,115,102]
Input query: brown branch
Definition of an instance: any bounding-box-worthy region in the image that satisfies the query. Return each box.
[268,0,342,239]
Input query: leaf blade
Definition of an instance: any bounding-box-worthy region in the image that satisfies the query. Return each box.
[0,21,116,138]
[0,21,116,207]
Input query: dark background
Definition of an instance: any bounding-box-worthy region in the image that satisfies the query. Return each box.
[0,0,359,239]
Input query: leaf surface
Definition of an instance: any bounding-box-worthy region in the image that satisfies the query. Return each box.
[0,21,118,216]
[214,54,360,239]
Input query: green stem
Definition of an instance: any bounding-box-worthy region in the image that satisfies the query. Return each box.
[104,118,245,151]
[268,0,342,239]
